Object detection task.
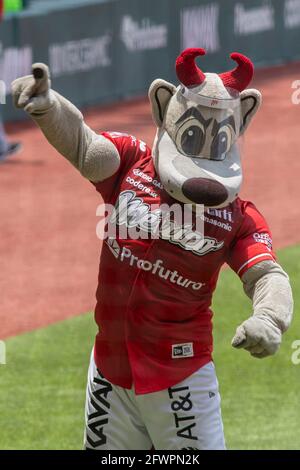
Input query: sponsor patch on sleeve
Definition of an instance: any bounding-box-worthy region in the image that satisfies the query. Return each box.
[253,232,273,251]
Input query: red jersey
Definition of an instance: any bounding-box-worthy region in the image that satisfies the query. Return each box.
[92,132,275,394]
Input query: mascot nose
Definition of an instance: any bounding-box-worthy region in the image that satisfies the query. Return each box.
[182,178,228,206]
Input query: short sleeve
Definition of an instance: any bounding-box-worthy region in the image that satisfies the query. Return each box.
[93,132,149,202]
[227,202,276,277]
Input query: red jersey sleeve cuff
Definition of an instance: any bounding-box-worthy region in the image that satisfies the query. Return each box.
[237,252,275,277]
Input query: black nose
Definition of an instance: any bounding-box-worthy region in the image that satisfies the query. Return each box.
[182,178,228,206]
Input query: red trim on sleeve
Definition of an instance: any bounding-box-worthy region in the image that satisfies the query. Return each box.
[226,200,276,277]
[237,252,275,278]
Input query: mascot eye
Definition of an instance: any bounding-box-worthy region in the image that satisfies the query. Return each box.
[211,126,232,161]
[176,120,205,156]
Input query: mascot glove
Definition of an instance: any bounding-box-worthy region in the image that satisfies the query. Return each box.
[11,63,54,115]
[231,314,282,358]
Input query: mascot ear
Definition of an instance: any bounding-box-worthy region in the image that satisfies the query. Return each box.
[148,79,177,128]
[240,89,262,134]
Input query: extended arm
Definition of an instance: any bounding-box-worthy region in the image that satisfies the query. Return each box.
[11,63,120,182]
[232,260,293,357]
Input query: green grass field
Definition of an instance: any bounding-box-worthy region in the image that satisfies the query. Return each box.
[0,245,299,450]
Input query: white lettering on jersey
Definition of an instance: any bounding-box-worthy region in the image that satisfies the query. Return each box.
[110,190,224,257]
[106,238,205,292]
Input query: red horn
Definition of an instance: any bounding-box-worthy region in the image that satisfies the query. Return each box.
[219,53,254,92]
[176,48,206,87]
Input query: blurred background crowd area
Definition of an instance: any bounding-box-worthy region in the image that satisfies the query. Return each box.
[1,1,97,15]
[1,0,36,15]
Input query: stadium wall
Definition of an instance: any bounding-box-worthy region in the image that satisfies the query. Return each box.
[1,0,300,121]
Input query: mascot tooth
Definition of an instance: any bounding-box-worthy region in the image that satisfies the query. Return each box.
[12,47,293,450]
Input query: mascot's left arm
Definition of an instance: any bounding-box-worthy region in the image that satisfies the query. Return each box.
[148,49,294,359]
[148,49,293,359]
[231,260,293,358]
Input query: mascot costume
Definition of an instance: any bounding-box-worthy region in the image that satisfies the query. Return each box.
[12,48,293,450]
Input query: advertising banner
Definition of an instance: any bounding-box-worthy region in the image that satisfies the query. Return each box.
[0,0,299,121]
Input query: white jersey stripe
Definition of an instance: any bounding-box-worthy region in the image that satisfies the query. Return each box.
[237,253,274,275]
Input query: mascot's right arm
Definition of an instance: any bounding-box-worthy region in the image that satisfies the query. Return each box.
[11,63,120,183]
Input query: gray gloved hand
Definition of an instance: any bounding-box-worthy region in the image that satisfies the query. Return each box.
[11,63,53,114]
[231,314,282,358]
[11,62,120,182]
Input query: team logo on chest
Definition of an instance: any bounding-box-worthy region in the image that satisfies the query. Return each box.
[108,190,224,257]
